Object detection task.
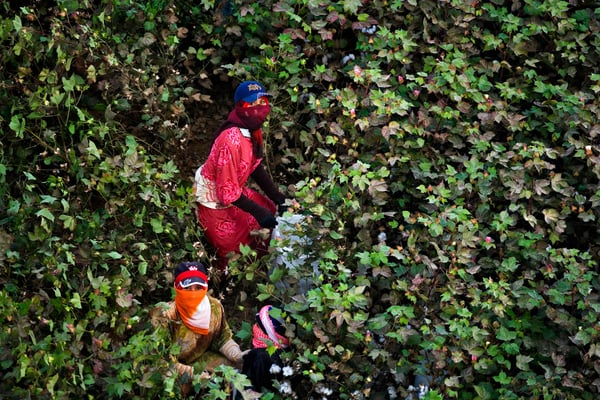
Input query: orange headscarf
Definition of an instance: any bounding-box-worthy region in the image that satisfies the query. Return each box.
[175,287,211,335]
[174,265,211,335]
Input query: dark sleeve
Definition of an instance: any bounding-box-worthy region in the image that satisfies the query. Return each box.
[232,194,277,229]
[251,164,285,205]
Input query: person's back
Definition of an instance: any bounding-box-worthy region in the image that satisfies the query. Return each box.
[242,347,284,391]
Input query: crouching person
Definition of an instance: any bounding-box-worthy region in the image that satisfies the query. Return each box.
[162,261,246,393]
[242,305,292,394]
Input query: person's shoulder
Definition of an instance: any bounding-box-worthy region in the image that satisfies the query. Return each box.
[208,295,224,308]
[220,126,243,138]
[215,127,244,146]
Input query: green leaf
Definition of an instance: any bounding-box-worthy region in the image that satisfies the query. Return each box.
[106,251,123,259]
[138,261,147,275]
[571,329,591,345]
[9,115,25,137]
[36,208,55,222]
[429,222,443,237]
[548,288,566,305]
[12,15,22,31]
[329,231,343,239]
[542,208,560,224]
[473,382,496,400]
[40,195,57,204]
[516,354,533,371]
[59,215,76,231]
[70,292,82,309]
[57,0,80,13]
[62,74,85,92]
[343,0,362,13]
[87,141,101,159]
[493,371,511,385]
[323,248,338,260]
[161,87,170,102]
[150,218,164,233]
[496,326,517,341]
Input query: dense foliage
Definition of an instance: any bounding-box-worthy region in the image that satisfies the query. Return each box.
[1,0,599,398]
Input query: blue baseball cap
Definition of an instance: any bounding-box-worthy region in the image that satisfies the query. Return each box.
[234,80,272,104]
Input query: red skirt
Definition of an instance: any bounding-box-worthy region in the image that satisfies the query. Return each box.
[197,188,276,261]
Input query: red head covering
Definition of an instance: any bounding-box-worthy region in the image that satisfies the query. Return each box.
[252,305,290,349]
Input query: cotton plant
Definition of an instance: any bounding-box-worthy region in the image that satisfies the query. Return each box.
[268,358,299,398]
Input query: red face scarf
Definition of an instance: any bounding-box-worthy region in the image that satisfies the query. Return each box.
[175,287,211,335]
[236,104,270,130]
[219,104,270,159]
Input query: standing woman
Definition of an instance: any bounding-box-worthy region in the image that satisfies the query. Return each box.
[193,81,286,271]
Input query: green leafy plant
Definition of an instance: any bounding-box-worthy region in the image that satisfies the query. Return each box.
[1,0,599,398]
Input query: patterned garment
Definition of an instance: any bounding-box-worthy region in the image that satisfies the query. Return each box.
[173,296,234,368]
[194,126,275,258]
